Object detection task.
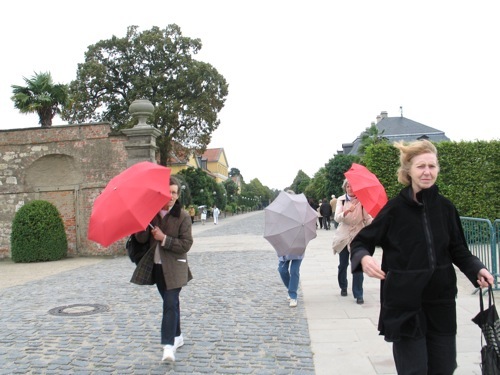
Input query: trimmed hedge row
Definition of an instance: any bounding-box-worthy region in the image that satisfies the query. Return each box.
[363,140,499,221]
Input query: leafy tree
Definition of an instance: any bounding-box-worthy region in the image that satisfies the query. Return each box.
[223,178,239,203]
[244,178,267,198]
[290,170,310,194]
[177,167,213,206]
[172,173,192,208]
[11,72,69,127]
[324,154,360,197]
[303,167,328,202]
[229,168,241,178]
[63,24,229,165]
[176,167,227,208]
[241,178,271,208]
[358,123,387,155]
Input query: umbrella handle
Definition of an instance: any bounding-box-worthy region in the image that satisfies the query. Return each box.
[148,223,154,229]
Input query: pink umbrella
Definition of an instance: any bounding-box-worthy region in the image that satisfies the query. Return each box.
[88,161,171,247]
[344,163,388,217]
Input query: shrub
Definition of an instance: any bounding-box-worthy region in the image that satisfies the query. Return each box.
[11,200,68,262]
[362,140,499,220]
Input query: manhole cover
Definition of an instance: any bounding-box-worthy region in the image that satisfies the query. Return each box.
[48,303,109,316]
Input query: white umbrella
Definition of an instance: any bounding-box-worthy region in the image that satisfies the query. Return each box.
[264,191,317,257]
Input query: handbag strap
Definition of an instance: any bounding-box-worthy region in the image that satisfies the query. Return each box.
[478,285,492,347]
[488,284,495,307]
[479,287,486,314]
[479,285,494,307]
[478,285,495,326]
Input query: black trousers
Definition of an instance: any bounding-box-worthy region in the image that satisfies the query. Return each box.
[322,216,330,229]
[392,333,457,375]
[153,265,182,346]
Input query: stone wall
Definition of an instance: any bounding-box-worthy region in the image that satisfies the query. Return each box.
[0,123,130,258]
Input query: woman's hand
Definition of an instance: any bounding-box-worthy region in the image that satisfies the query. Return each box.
[361,255,386,280]
[477,268,494,288]
[344,202,358,217]
[151,226,166,242]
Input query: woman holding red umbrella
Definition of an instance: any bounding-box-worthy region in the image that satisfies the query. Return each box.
[350,140,493,374]
[332,179,373,304]
[130,176,193,363]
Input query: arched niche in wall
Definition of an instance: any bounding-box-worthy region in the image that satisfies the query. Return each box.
[25,154,82,190]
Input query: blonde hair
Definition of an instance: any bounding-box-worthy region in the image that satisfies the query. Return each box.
[394,140,438,186]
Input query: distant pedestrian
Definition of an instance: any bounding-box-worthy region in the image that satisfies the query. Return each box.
[213,205,220,224]
[200,208,207,225]
[319,198,332,230]
[330,195,338,228]
[316,201,323,229]
[188,206,195,224]
[309,198,320,229]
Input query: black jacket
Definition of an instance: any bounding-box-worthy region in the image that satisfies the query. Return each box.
[131,200,193,289]
[350,184,485,342]
[319,202,332,217]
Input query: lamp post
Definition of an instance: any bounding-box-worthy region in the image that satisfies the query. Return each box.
[181,185,186,208]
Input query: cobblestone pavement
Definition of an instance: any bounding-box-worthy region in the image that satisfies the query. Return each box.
[0,211,315,374]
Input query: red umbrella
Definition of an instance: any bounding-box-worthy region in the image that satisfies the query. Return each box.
[88,161,171,247]
[344,163,388,217]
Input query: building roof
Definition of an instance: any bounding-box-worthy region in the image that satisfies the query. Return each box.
[202,148,224,163]
[342,112,450,155]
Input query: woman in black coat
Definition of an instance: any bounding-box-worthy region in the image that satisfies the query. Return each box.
[350,140,493,375]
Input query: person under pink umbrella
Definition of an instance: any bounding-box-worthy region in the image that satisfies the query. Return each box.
[130,176,193,363]
[332,179,373,304]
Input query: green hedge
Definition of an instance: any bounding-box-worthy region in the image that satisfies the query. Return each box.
[11,200,68,263]
[363,140,499,221]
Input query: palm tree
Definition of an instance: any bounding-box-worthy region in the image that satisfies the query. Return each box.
[11,72,69,127]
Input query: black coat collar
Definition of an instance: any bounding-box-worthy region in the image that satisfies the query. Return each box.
[401,184,439,206]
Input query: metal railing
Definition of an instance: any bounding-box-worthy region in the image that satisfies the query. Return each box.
[460,217,498,290]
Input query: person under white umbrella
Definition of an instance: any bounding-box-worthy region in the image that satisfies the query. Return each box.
[264,190,317,307]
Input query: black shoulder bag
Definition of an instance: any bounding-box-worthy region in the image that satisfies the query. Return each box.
[126,235,151,265]
[472,285,500,374]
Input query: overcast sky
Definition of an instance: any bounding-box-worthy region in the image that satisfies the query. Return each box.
[1,0,498,190]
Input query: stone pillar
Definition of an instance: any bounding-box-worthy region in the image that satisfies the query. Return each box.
[122,99,162,167]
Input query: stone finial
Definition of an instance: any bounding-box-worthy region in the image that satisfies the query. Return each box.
[129,99,155,128]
